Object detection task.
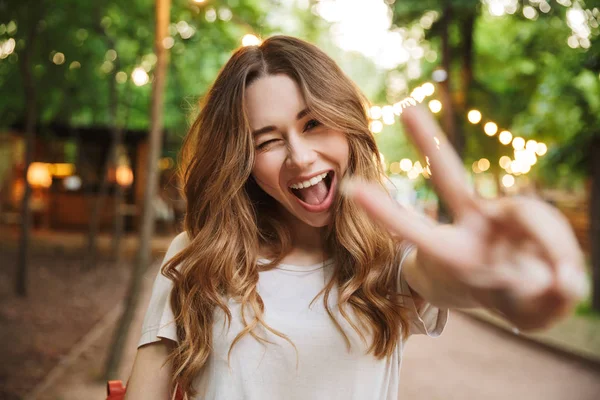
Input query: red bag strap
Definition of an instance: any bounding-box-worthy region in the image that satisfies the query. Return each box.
[106,380,126,400]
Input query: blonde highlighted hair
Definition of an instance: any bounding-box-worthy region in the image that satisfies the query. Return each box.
[162,35,409,398]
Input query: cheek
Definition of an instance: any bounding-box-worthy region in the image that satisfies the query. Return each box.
[251,153,284,193]
[322,131,350,171]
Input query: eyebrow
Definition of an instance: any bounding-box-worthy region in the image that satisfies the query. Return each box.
[252,108,310,137]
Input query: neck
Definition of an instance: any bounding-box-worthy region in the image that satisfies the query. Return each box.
[272,209,329,266]
[287,215,325,253]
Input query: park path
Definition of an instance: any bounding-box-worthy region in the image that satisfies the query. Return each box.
[40,261,600,400]
[399,313,600,400]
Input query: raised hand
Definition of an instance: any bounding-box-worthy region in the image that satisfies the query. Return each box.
[342,105,588,330]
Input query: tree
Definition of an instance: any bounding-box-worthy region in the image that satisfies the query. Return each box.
[103,0,171,380]
[12,3,46,296]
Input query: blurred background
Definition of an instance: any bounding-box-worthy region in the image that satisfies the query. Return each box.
[1,0,599,399]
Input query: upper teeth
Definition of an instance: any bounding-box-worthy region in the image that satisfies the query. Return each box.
[289,172,329,190]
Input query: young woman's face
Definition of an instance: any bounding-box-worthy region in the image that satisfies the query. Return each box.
[246,74,349,228]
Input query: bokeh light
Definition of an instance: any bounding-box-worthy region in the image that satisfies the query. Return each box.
[512,137,525,150]
[499,156,512,169]
[369,120,383,134]
[468,109,482,124]
[536,142,548,156]
[502,174,515,188]
[478,158,491,172]
[499,130,513,145]
[400,158,413,172]
[131,67,149,86]
[428,100,442,113]
[484,122,498,136]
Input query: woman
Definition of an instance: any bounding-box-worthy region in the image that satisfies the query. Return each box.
[125,36,586,400]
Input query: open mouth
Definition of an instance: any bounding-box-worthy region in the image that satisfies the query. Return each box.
[289,171,334,210]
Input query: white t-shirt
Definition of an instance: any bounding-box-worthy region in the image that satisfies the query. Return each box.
[138,232,448,400]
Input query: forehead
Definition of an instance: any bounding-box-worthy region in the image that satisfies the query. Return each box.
[245,74,306,130]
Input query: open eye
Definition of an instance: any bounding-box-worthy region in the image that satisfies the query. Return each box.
[303,119,321,132]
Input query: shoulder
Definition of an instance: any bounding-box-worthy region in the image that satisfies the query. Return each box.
[164,231,191,261]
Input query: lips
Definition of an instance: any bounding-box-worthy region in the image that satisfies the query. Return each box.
[289,171,336,213]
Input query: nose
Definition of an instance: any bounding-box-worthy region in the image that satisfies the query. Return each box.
[285,134,317,171]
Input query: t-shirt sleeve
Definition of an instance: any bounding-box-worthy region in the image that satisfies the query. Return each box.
[137,232,189,348]
[397,241,448,337]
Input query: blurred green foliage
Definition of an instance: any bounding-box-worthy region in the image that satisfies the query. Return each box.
[389,1,599,186]
[0,0,270,150]
[1,0,599,186]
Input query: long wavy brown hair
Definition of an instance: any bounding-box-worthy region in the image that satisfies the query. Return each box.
[161,35,410,398]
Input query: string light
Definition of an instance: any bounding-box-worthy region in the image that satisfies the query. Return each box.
[369,120,383,134]
[512,137,525,150]
[484,122,498,136]
[368,82,436,125]
[428,100,442,113]
[376,83,550,183]
[370,106,383,119]
[421,82,435,96]
[535,143,548,156]
[399,158,413,172]
[525,140,538,152]
[468,109,482,124]
[382,105,395,125]
[499,130,513,145]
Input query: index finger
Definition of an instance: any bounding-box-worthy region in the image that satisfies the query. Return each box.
[401,105,479,218]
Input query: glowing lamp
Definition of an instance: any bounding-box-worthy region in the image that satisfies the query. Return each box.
[116,165,134,187]
[27,163,52,188]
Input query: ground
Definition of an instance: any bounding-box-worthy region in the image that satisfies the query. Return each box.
[0,229,171,400]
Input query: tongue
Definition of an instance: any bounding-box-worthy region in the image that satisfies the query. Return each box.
[297,180,329,205]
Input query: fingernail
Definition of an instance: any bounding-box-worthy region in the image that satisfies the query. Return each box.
[558,263,589,300]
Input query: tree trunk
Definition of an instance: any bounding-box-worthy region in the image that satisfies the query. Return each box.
[84,124,118,270]
[456,9,476,158]
[84,43,123,270]
[112,86,135,263]
[111,182,126,262]
[85,25,123,270]
[15,12,41,297]
[103,0,171,380]
[591,136,600,312]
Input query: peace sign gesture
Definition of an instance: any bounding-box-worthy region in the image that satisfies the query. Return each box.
[342,106,588,331]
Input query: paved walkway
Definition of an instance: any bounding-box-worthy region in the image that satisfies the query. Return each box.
[400,315,600,400]
[40,262,600,400]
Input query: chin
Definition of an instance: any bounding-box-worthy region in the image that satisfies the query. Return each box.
[299,213,331,228]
